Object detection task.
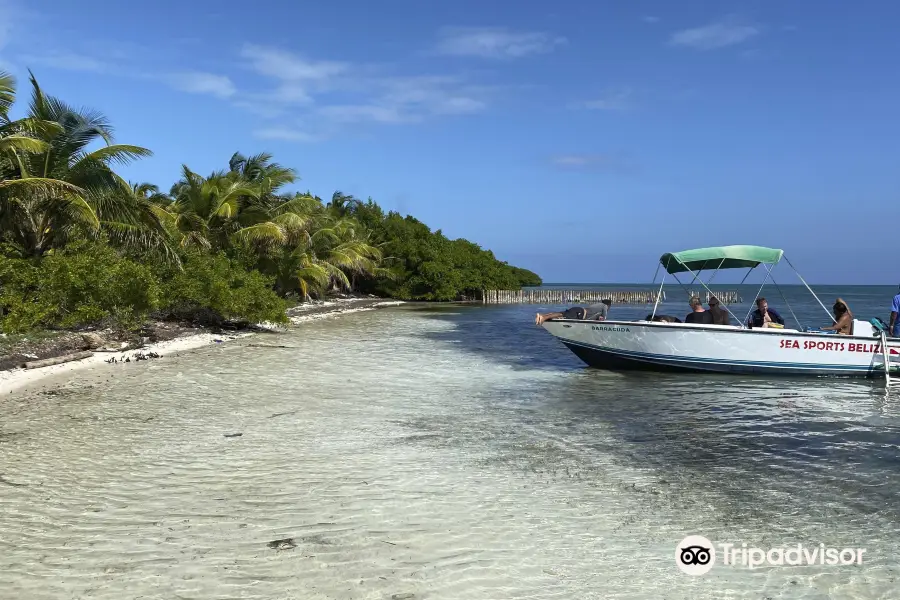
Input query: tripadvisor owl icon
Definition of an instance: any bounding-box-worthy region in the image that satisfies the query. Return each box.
[676,535,715,575]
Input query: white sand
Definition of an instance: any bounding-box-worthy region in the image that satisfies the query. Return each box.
[0,332,250,396]
[0,299,405,396]
[288,300,405,324]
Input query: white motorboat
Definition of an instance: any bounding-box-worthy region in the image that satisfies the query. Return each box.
[540,245,900,378]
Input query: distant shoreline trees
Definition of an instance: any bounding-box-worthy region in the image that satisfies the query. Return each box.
[0,70,541,332]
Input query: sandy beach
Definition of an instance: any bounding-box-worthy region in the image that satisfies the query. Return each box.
[0,298,404,397]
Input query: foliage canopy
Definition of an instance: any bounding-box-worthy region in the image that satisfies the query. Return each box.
[0,70,541,332]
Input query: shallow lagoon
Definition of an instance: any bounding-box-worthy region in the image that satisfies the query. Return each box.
[1,294,898,599]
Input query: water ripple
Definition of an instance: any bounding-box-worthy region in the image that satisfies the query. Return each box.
[1,306,899,599]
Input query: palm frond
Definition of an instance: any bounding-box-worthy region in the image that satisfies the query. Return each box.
[0,135,49,155]
[179,230,213,251]
[26,70,50,123]
[0,117,65,143]
[232,222,286,245]
[0,70,15,121]
[74,144,152,167]
[40,193,101,231]
[45,96,114,146]
[228,151,247,173]
[0,176,84,196]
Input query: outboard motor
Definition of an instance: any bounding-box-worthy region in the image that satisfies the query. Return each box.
[870,317,890,334]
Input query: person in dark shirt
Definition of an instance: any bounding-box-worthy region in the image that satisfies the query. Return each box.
[746,297,785,328]
[685,297,714,324]
[707,296,731,325]
[645,313,682,323]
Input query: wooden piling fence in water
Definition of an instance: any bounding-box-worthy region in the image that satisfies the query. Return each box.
[477,289,742,305]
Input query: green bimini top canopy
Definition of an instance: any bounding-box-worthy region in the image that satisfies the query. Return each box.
[659,245,784,274]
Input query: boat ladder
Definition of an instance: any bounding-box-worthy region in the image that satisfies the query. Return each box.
[881,330,891,387]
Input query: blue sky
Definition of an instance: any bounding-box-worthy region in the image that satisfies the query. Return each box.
[2,0,899,284]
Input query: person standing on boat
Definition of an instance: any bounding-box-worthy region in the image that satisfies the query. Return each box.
[707,296,731,325]
[685,297,714,324]
[747,297,785,328]
[535,299,612,325]
[889,286,900,337]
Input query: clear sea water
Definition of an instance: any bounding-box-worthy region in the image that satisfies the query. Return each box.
[1,285,899,599]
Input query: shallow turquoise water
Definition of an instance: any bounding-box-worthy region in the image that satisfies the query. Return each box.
[1,299,898,599]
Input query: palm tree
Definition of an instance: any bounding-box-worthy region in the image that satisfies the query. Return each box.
[1,71,80,250]
[272,214,385,299]
[91,181,179,261]
[327,191,363,217]
[169,166,262,250]
[170,156,320,255]
[131,182,172,206]
[228,151,296,197]
[0,71,155,257]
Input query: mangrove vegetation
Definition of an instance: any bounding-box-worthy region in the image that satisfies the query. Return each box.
[0,70,541,334]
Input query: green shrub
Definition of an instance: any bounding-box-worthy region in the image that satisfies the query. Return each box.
[0,242,162,333]
[159,252,288,326]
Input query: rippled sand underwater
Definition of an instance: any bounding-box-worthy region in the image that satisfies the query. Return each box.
[1,305,899,599]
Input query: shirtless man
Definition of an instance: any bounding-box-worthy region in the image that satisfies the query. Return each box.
[535,299,612,325]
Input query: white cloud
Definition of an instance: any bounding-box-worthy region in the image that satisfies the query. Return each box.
[238,43,350,112]
[379,75,489,115]
[268,83,312,104]
[165,71,236,98]
[254,127,318,142]
[240,44,348,81]
[314,77,488,125]
[19,48,238,101]
[319,104,408,124]
[670,17,759,50]
[582,86,632,111]
[20,51,108,72]
[642,16,660,24]
[235,44,495,138]
[434,27,566,59]
[553,155,604,167]
[550,154,632,173]
[231,100,289,119]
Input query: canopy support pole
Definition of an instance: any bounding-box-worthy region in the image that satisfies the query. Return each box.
[650,272,666,320]
[783,255,834,322]
[706,259,726,286]
[686,260,709,288]
[650,262,661,286]
[770,275,802,330]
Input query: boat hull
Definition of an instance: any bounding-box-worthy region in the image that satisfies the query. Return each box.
[542,320,900,377]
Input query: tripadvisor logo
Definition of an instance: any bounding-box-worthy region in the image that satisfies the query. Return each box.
[676,535,715,575]
[675,535,867,575]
